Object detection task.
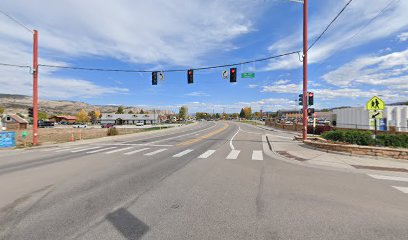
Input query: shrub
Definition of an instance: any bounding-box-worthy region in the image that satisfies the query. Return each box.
[307,125,333,135]
[107,127,118,136]
[321,130,374,146]
[376,134,408,148]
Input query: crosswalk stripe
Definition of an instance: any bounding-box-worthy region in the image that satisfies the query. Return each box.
[87,146,117,154]
[226,150,240,160]
[367,174,408,183]
[71,146,102,153]
[252,150,263,161]
[198,150,216,159]
[392,186,408,194]
[144,148,167,156]
[55,146,87,152]
[41,147,70,152]
[105,147,134,154]
[124,148,150,155]
[173,149,194,157]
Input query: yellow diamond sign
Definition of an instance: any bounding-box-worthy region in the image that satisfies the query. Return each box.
[366,96,385,110]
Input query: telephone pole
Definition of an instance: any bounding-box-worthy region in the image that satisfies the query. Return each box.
[302,0,308,140]
[32,30,39,145]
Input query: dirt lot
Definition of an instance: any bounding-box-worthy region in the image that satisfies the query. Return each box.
[12,127,168,147]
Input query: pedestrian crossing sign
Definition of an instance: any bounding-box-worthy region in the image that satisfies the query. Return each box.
[366,96,385,110]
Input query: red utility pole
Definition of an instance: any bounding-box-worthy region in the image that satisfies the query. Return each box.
[302,0,308,140]
[33,30,39,145]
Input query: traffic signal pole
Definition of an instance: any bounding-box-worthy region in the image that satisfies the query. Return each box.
[302,0,308,141]
[32,30,39,145]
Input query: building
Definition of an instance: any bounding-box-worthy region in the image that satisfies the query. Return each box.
[49,115,77,124]
[1,114,28,130]
[333,106,408,132]
[277,110,300,119]
[100,113,159,125]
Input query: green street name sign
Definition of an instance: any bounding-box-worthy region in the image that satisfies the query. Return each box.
[241,72,255,78]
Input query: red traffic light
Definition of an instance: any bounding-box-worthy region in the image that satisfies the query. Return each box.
[309,92,313,97]
[231,69,235,73]
[188,70,193,75]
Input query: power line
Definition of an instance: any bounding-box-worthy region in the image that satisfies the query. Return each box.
[38,51,300,73]
[337,0,400,50]
[308,0,354,51]
[0,62,31,68]
[0,9,33,33]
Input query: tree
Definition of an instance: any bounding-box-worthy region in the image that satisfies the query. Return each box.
[239,108,245,118]
[116,106,124,114]
[253,111,262,119]
[140,109,145,114]
[88,110,100,124]
[178,106,188,120]
[94,109,101,119]
[215,113,220,119]
[243,107,252,119]
[222,113,228,119]
[128,110,134,114]
[0,105,4,115]
[38,111,48,120]
[76,109,90,123]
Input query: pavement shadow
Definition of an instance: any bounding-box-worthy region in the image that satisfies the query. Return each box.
[107,208,149,240]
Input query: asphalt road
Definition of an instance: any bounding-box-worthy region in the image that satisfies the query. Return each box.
[0,121,407,240]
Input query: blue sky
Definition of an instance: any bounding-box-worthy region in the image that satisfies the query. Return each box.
[0,0,407,113]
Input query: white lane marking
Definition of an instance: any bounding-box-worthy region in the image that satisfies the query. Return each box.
[229,127,241,150]
[173,149,194,158]
[150,123,217,144]
[71,146,102,153]
[226,150,240,159]
[105,147,134,154]
[392,186,408,194]
[124,148,150,155]
[198,150,216,159]
[95,143,173,147]
[252,150,263,161]
[55,146,88,152]
[368,174,408,183]
[144,148,167,156]
[87,147,117,154]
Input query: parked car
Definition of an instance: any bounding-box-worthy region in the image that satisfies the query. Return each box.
[38,120,55,128]
[136,122,144,126]
[73,124,87,128]
[101,123,114,128]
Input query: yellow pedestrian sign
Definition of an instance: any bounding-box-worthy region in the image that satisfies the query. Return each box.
[366,96,385,110]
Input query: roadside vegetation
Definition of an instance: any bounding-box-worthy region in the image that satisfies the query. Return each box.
[321,130,408,148]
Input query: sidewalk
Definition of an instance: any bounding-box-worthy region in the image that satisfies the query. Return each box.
[266,133,408,175]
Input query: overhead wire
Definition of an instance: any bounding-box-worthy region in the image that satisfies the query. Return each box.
[0,9,33,33]
[38,51,301,73]
[307,0,354,51]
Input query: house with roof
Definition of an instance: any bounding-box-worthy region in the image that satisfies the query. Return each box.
[49,115,77,124]
[100,113,159,125]
[1,114,28,130]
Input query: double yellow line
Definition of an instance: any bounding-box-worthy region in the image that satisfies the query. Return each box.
[177,123,229,146]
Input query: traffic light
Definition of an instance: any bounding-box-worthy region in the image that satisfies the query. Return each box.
[307,108,315,116]
[28,107,33,118]
[152,71,158,85]
[187,69,193,84]
[298,94,303,106]
[230,67,237,83]
[308,92,314,106]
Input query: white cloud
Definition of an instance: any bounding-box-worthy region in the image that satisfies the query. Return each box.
[248,84,258,88]
[398,32,408,42]
[322,48,408,89]
[275,79,291,85]
[261,83,301,94]
[185,91,210,97]
[265,0,408,71]
[0,0,260,66]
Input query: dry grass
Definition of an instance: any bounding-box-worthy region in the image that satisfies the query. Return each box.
[13,127,146,147]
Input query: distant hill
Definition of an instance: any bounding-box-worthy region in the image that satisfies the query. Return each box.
[0,94,173,116]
